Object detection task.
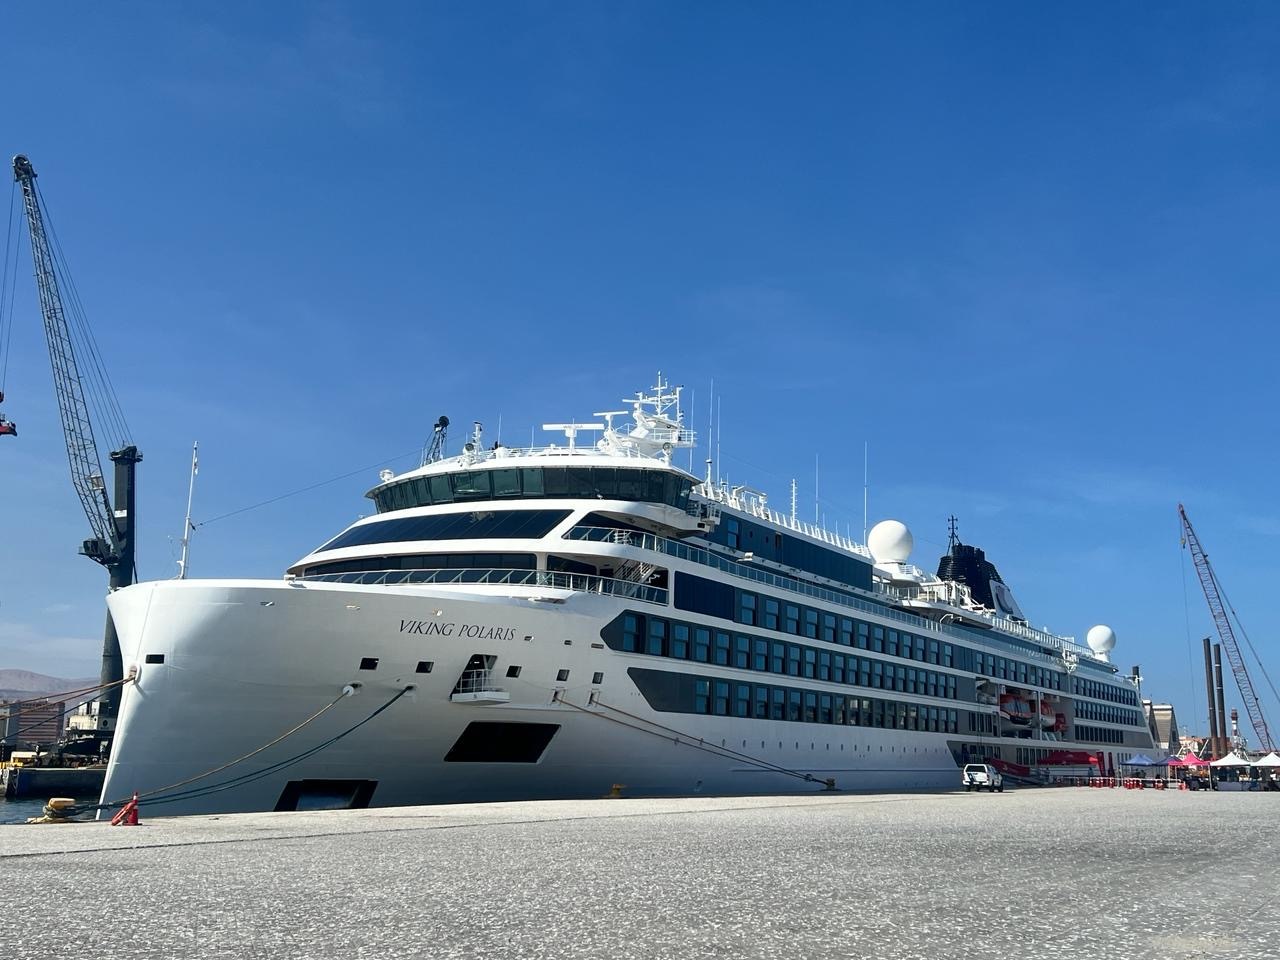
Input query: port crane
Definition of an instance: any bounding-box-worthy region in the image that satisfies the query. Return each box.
[11,155,141,749]
[1178,503,1274,752]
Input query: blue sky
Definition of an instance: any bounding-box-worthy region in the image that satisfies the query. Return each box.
[1,3,1277,743]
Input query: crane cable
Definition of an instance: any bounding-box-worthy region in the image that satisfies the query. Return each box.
[1178,520,1200,730]
[0,183,20,398]
[1208,564,1280,737]
[192,447,421,528]
[33,178,131,447]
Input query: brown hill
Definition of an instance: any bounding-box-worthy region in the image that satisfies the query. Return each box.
[0,669,98,702]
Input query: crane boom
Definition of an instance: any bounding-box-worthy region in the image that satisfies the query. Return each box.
[1178,503,1274,752]
[13,155,134,561]
[13,154,141,741]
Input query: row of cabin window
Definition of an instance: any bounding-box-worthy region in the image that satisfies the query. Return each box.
[373,467,695,513]
[972,650,1064,691]
[620,614,959,700]
[1072,675,1137,706]
[1074,699,1141,727]
[692,678,961,733]
[712,515,873,590]
[967,713,997,736]
[1074,724,1126,745]
[733,591,959,669]
[730,587,1072,695]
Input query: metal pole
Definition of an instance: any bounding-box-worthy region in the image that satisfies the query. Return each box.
[177,442,198,579]
[1213,644,1229,758]
[1203,637,1219,754]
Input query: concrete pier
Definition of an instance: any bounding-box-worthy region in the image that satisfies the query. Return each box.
[3,789,1277,959]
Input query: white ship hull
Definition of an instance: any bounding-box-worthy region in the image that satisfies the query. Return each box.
[101,578,960,817]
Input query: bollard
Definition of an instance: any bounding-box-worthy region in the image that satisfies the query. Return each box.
[110,792,140,827]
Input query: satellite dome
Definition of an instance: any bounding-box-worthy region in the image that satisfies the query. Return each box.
[868,520,913,564]
[1086,625,1117,655]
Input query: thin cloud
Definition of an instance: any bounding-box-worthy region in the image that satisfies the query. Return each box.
[0,621,100,677]
[163,8,396,123]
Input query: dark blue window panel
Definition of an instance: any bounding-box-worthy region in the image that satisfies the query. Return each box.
[315,509,571,552]
[673,572,735,620]
[372,467,694,513]
[702,512,873,590]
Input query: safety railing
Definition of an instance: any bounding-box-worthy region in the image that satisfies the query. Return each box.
[295,566,668,605]
[563,525,1089,665]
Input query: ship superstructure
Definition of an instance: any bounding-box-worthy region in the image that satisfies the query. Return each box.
[100,377,1155,815]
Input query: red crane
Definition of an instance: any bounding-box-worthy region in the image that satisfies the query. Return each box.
[1178,503,1274,752]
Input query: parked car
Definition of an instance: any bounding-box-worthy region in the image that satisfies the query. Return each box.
[963,763,1004,792]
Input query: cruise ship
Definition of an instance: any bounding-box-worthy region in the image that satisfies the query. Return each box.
[100,378,1156,815]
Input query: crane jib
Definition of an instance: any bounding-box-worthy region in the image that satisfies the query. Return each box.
[1178,504,1275,753]
[11,152,142,740]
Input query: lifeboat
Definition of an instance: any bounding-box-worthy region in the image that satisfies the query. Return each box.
[999,693,1034,724]
[1040,701,1056,728]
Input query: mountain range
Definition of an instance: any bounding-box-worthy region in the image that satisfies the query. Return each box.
[0,668,98,703]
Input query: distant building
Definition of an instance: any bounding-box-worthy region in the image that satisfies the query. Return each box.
[1142,700,1181,755]
[1,699,66,756]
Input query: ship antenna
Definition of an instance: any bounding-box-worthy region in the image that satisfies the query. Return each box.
[947,514,960,550]
[706,378,715,487]
[686,387,695,473]
[862,441,869,542]
[814,453,819,525]
[176,441,198,580]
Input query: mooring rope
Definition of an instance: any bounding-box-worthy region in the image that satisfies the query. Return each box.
[75,685,413,816]
[557,696,835,787]
[2,676,132,714]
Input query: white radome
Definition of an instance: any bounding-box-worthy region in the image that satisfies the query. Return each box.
[1086,625,1117,655]
[868,520,914,564]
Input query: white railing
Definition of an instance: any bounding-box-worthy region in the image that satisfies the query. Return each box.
[694,484,871,557]
[453,670,505,696]
[563,525,1093,664]
[296,566,668,605]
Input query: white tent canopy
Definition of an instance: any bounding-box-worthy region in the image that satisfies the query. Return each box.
[1251,752,1280,768]
[1210,752,1253,767]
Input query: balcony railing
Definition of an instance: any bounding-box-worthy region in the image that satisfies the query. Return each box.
[294,566,668,606]
[563,525,1092,665]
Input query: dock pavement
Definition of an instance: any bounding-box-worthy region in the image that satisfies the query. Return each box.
[2,788,1276,960]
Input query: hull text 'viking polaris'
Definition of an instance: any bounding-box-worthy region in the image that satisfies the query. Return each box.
[101,378,1155,815]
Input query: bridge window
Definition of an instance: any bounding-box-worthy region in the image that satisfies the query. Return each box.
[373,466,693,512]
[315,509,571,553]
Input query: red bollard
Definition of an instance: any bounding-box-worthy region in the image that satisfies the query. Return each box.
[110,791,140,827]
